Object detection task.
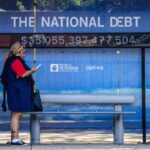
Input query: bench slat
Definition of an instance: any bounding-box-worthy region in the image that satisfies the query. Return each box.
[26,111,136,114]
[41,94,136,104]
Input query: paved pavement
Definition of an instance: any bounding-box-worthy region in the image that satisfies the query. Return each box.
[0,129,150,149]
[0,129,144,144]
[0,113,149,149]
[0,143,150,150]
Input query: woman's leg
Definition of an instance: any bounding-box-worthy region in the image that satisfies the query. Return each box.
[10,112,22,140]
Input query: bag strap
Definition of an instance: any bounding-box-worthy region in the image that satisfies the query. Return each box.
[1,86,7,111]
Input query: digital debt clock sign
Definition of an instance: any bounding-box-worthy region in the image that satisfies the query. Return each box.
[0,33,150,48]
[0,11,150,48]
[0,11,146,33]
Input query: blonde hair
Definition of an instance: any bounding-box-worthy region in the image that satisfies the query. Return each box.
[5,42,23,61]
[10,41,21,52]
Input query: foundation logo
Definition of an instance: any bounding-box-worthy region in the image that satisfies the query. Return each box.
[50,64,79,72]
[50,64,59,72]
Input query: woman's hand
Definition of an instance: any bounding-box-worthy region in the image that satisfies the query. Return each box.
[31,66,37,73]
[22,66,37,77]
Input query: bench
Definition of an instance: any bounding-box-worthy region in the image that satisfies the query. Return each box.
[27,94,136,144]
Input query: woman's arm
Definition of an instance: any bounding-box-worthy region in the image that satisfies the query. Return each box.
[22,67,37,78]
[11,59,37,78]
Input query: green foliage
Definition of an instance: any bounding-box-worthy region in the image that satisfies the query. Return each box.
[36,0,97,11]
[16,0,25,11]
[0,0,149,11]
[74,0,81,6]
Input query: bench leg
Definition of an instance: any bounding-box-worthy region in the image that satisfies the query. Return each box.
[30,114,40,144]
[113,105,124,144]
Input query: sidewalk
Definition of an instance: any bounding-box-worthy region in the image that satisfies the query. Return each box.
[0,117,149,149]
[0,129,150,149]
[0,143,150,150]
[0,129,144,144]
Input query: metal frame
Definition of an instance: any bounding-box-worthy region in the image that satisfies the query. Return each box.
[141,47,146,143]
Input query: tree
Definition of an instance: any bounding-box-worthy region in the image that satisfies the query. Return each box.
[0,0,33,10]
[0,0,149,11]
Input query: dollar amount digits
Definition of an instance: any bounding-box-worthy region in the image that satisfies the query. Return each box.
[20,34,142,47]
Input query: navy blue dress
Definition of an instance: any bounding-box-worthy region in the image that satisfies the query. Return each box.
[5,56,34,112]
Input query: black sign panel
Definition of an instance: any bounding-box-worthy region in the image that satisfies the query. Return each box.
[0,33,150,48]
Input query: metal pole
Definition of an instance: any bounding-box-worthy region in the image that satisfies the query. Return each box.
[30,114,40,144]
[33,0,37,85]
[30,0,40,144]
[141,47,146,143]
[113,105,124,144]
[116,50,120,94]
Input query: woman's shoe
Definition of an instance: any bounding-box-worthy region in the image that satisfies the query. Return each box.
[11,139,26,145]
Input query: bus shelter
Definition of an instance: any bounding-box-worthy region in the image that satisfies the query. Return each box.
[0,0,150,143]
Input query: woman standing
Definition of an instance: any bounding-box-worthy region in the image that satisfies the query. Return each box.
[1,41,37,145]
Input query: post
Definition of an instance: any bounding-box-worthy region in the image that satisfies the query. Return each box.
[141,47,146,143]
[113,105,124,144]
[30,114,40,144]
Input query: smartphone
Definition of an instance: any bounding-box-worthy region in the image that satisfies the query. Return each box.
[36,64,41,70]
